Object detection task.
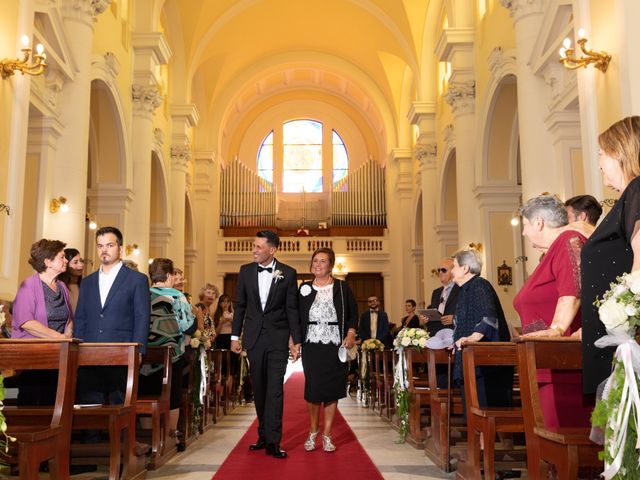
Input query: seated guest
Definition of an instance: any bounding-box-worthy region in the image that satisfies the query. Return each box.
[12,239,73,405]
[214,294,234,349]
[515,195,593,427]
[174,267,205,331]
[451,249,512,409]
[426,257,460,336]
[139,258,197,445]
[358,295,391,348]
[564,194,602,226]
[59,247,85,312]
[197,282,219,336]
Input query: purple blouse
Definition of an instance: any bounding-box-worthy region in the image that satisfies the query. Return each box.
[12,273,73,339]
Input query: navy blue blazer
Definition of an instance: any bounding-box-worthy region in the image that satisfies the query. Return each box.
[74,264,150,353]
[358,309,391,348]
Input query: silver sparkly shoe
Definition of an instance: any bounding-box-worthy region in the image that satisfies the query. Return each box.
[304,431,319,451]
[322,434,336,452]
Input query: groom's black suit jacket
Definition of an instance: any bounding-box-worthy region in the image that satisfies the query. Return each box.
[232,260,301,350]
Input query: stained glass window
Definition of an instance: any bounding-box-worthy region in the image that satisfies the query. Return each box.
[257,131,274,184]
[282,120,323,192]
[332,130,348,184]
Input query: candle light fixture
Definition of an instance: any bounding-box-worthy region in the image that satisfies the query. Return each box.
[49,196,69,213]
[558,29,611,72]
[125,244,140,256]
[1,34,47,79]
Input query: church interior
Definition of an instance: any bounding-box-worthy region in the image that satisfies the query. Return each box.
[2,0,640,478]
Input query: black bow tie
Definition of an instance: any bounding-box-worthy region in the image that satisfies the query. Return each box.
[258,266,273,273]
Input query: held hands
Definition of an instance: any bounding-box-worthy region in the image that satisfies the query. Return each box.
[289,343,301,362]
[342,330,357,350]
[230,339,243,354]
[441,315,453,326]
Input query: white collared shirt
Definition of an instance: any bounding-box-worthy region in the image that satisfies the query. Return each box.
[370,310,378,339]
[98,260,124,308]
[257,259,276,310]
[438,282,454,314]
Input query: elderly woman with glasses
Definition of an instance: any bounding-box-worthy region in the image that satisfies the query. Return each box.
[451,249,513,409]
[513,194,592,428]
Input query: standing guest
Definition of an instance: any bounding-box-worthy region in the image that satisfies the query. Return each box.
[395,299,420,335]
[426,258,460,336]
[214,294,234,349]
[581,116,640,394]
[139,258,196,446]
[174,267,204,331]
[12,239,73,404]
[74,226,150,406]
[514,195,593,427]
[231,230,301,459]
[358,296,391,348]
[565,194,603,227]
[59,247,85,312]
[299,248,357,452]
[451,249,512,409]
[198,282,219,335]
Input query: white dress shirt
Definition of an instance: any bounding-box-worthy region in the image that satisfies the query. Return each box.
[98,260,124,308]
[257,259,275,310]
[438,282,454,315]
[370,310,378,339]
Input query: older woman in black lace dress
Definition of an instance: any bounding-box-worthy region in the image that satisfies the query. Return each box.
[298,248,358,453]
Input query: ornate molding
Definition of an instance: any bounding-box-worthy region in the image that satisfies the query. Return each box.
[171,144,192,171]
[132,84,163,116]
[499,0,543,22]
[443,124,455,148]
[63,0,112,25]
[488,47,517,77]
[153,128,164,151]
[444,80,476,115]
[414,142,437,170]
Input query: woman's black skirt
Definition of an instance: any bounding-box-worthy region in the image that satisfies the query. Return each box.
[302,341,347,403]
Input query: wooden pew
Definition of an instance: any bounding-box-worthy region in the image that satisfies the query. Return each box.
[456,342,523,480]
[381,349,396,422]
[219,349,235,414]
[373,350,386,416]
[208,349,224,422]
[425,348,465,470]
[366,350,378,409]
[71,343,143,480]
[403,347,431,448]
[0,338,79,479]
[515,337,601,480]
[136,345,174,470]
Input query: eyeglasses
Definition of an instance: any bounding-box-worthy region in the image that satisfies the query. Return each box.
[436,268,449,274]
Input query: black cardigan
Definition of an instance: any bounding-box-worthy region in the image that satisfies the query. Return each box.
[298,279,358,342]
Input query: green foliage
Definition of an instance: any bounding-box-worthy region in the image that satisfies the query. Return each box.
[394,385,410,443]
[1,374,16,465]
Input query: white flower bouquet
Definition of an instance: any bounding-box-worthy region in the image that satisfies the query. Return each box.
[393,327,430,350]
[361,338,385,351]
[190,329,213,350]
[592,270,640,479]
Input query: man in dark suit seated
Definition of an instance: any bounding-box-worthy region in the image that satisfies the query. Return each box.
[425,258,460,337]
[358,296,391,348]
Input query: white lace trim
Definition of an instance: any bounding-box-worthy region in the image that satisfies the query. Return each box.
[306,284,340,345]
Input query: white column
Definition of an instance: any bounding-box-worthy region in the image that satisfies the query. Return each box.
[44,0,112,247]
[193,151,216,289]
[128,85,162,268]
[501,0,559,200]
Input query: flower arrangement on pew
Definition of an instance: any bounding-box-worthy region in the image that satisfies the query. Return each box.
[189,329,214,437]
[392,327,430,443]
[361,338,385,351]
[1,374,16,463]
[591,270,640,479]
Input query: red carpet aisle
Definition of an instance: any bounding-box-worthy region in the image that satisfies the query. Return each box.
[214,372,383,479]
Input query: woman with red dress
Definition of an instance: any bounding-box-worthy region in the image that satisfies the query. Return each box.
[514,195,593,428]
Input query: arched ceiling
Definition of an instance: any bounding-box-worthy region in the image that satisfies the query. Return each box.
[162,0,429,154]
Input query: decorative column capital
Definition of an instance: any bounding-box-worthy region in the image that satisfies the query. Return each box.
[63,0,112,26]
[444,80,476,116]
[171,144,192,171]
[414,142,438,170]
[499,0,543,22]
[153,128,164,151]
[132,84,163,117]
[443,124,455,148]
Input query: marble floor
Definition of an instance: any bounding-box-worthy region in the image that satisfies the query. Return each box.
[145,361,452,480]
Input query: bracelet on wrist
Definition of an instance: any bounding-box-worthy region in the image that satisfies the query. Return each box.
[550,324,566,336]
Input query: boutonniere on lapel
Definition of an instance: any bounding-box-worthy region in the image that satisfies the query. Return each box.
[300,284,312,297]
[272,269,284,284]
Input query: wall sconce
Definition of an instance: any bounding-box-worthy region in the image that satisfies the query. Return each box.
[333,257,348,274]
[49,196,69,213]
[510,214,520,226]
[559,29,611,72]
[85,212,97,230]
[515,255,528,264]
[125,244,140,256]
[1,35,47,79]
[148,258,154,265]
[468,242,483,252]
[0,203,10,216]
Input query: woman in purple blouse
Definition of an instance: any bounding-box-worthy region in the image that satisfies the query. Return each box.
[12,238,74,339]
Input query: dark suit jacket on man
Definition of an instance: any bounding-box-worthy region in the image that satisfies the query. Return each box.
[74,264,150,352]
[358,309,391,348]
[231,260,301,350]
[427,284,460,336]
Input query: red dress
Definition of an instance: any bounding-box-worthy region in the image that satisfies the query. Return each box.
[513,230,593,428]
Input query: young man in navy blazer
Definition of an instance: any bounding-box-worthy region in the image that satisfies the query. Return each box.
[74,226,150,405]
[231,230,301,459]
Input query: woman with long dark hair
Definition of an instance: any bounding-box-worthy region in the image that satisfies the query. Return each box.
[59,247,84,312]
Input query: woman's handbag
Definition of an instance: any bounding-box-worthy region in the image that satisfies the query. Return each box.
[337,281,357,362]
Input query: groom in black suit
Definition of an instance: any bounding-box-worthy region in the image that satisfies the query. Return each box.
[231,230,301,458]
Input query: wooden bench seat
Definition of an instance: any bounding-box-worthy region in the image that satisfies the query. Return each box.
[515,337,601,480]
[403,347,432,448]
[0,338,79,479]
